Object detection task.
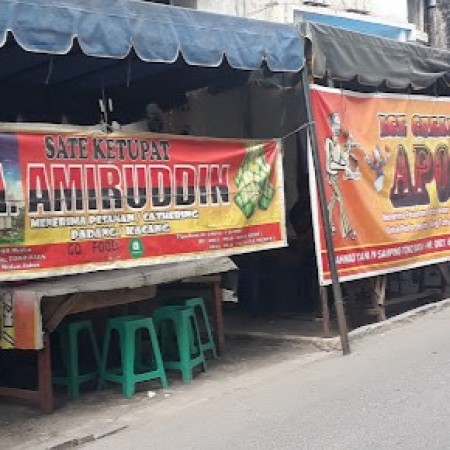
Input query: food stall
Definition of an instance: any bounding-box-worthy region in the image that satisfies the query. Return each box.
[0,0,305,412]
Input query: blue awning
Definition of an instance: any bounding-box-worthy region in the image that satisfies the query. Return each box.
[0,0,304,72]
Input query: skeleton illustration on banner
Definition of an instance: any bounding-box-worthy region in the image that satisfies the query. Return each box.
[324,112,361,240]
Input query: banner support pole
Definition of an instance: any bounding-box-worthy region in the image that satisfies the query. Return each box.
[301,69,351,355]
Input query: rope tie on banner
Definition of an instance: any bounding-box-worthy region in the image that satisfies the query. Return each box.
[279,121,315,142]
[45,57,54,85]
[126,57,132,88]
[339,82,346,122]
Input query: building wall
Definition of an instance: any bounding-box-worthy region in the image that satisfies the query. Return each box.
[408,0,425,33]
[195,0,409,24]
[368,0,408,22]
[431,0,450,49]
[408,0,450,49]
[149,0,419,41]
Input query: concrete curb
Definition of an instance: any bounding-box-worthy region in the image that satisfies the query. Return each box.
[226,297,450,352]
[43,425,128,450]
[346,296,450,345]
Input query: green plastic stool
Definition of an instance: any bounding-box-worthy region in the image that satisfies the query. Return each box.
[100,316,168,397]
[52,320,100,399]
[185,297,218,359]
[153,305,206,383]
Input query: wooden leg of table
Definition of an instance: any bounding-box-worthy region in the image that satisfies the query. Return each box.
[438,264,450,294]
[212,280,225,355]
[379,275,387,321]
[320,286,331,338]
[373,276,387,322]
[38,333,54,414]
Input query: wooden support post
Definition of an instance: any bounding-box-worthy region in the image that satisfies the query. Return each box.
[302,69,350,355]
[45,293,81,332]
[38,333,54,414]
[212,278,225,355]
[319,286,331,338]
[373,276,387,322]
[438,264,450,294]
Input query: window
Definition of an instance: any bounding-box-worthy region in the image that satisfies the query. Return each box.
[346,0,368,14]
[303,0,330,6]
[143,0,197,6]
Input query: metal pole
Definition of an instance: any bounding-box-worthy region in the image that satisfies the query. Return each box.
[301,69,351,355]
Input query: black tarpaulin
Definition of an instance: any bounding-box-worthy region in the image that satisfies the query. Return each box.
[301,22,450,90]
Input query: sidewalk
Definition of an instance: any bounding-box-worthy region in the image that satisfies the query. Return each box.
[224,307,339,341]
[0,332,321,450]
[223,293,450,350]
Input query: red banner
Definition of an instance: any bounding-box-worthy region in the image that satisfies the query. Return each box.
[310,86,450,285]
[0,131,286,281]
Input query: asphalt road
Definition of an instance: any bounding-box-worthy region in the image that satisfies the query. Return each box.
[90,306,450,450]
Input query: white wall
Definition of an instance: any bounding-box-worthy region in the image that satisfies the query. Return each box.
[195,0,236,16]
[367,0,408,22]
[195,0,410,24]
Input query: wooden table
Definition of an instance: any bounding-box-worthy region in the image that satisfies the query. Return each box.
[0,333,53,413]
[0,270,229,413]
[0,285,157,413]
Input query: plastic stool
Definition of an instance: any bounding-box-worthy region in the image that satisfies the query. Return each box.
[153,305,206,382]
[185,297,218,359]
[100,316,168,397]
[52,320,100,399]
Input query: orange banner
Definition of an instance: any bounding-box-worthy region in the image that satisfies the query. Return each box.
[310,86,450,285]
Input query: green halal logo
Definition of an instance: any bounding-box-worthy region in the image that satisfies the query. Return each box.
[129,238,144,258]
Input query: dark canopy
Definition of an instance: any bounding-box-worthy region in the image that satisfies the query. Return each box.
[301,22,450,91]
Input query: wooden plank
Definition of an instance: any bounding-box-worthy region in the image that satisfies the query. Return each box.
[0,340,54,411]
[438,264,450,287]
[45,293,82,332]
[68,285,157,314]
[41,296,67,325]
[353,289,438,313]
[38,333,54,414]
[385,290,439,308]
[183,275,222,283]
[0,386,39,402]
[42,286,157,330]
[212,278,225,355]
[320,286,331,338]
[13,257,235,298]
[373,276,387,322]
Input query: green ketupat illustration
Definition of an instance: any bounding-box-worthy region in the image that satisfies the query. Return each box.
[234,144,275,219]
